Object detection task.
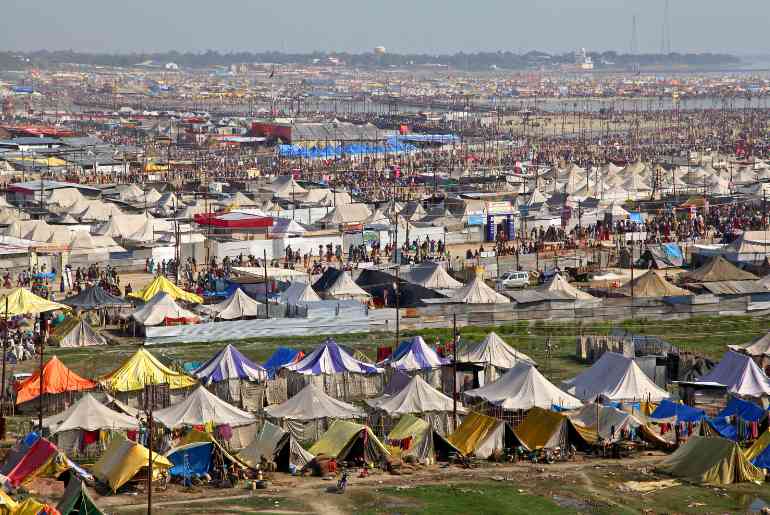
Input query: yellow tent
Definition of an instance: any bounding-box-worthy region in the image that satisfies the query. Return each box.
[100,348,197,392]
[16,498,48,515]
[446,412,499,456]
[309,420,389,465]
[658,436,764,485]
[128,276,203,304]
[513,407,587,451]
[93,436,172,492]
[0,288,71,316]
[744,430,770,464]
[0,490,17,515]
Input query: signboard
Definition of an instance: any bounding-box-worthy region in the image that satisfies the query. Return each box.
[485,201,513,215]
[519,205,530,217]
[486,215,495,242]
[467,214,485,226]
[506,214,515,240]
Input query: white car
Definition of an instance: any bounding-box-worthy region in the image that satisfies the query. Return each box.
[497,271,530,289]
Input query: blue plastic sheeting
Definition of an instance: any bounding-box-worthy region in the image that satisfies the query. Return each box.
[629,212,643,223]
[753,441,770,469]
[278,141,417,159]
[650,399,705,423]
[662,243,683,263]
[183,362,202,373]
[604,401,641,412]
[396,134,459,144]
[717,397,766,423]
[168,442,212,478]
[263,347,303,379]
[22,432,40,447]
[708,418,738,441]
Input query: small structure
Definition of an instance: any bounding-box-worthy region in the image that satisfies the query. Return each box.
[93,437,172,493]
[308,420,390,466]
[193,344,267,407]
[15,356,96,415]
[238,421,314,472]
[657,436,764,484]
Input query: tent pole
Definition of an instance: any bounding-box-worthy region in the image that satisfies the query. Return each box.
[452,313,457,428]
[0,297,7,437]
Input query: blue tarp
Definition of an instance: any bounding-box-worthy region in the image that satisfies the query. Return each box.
[629,212,643,223]
[753,439,770,469]
[605,401,641,412]
[650,399,705,423]
[263,347,303,379]
[717,397,766,423]
[168,442,212,479]
[662,243,683,264]
[278,141,418,159]
[708,418,738,441]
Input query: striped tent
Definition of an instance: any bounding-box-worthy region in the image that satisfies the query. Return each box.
[379,336,449,371]
[193,344,267,385]
[283,338,382,376]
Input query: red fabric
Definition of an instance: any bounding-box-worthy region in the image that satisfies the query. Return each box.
[6,438,58,487]
[82,430,99,447]
[377,347,393,362]
[193,213,274,228]
[127,430,137,441]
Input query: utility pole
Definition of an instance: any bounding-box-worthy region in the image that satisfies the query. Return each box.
[263,249,269,319]
[0,298,6,439]
[452,313,458,428]
[38,314,45,430]
[146,384,153,515]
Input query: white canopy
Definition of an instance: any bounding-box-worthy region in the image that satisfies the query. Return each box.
[696,351,770,398]
[42,393,138,434]
[458,331,535,369]
[323,270,371,301]
[406,263,464,289]
[202,288,261,320]
[562,352,670,402]
[366,375,460,414]
[280,282,321,304]
[264,383,364,421]
[536,273,596,300]
[131,292,199,326]
[154,386,256,429]
[465,362,582,410]
[451,276,510,304]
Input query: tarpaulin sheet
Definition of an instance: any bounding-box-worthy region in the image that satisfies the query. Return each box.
[446,412,499,456]
[167,442,212,478]
[658,436,764,484]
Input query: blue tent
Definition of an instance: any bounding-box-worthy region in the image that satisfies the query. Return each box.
[717,397,766,422]
[167,442,213,479]
[708,418,738,441]
[650,399,705,423]
[263,347,304,379]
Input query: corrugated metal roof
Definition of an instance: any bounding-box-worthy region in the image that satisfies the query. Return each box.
[700,280,769,295]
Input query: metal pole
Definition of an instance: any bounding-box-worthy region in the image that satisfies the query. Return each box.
[146,384,153,515]
[452,313,457,427]
[263,249,269,319]
[0,297,6,436]
[38,314,44,430]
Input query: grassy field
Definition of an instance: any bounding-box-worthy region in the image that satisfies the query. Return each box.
[32,314,769,388]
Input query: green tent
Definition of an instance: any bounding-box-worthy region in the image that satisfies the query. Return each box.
[57,478,104,515]
[657,436,765,485]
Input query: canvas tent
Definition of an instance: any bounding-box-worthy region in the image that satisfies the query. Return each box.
[405,263,464,289]
[562,352,670,402]
[154,384,255,429]
[265,383,365,443]
[378,336,448,388]
[512,407,591,451]
[93,437,172,492]
[15,356,96,406]
[322,270,371,302]
[681,256,758,283]
[450,275,510,304]
[0,436,70,488]
[99,348,197,393]
[238,421,314,472]
[62,285,132,310]
[568,403,643,444]
[193,344,267,386]
[52,318,107,348]
[618,270,692,297]
[696,351,770,398]
[128,275,203,304]
[43,393,138,435]
[464,362,582,411]
[458,332,535,384]
[536,273,595,300]
[57,478,104,515]
[201,288,261,319]
[131,292,200,327]
[446,411,514,459]
[657,436,764,484]
[165,440,246,480]
[308,420,390,465]
[0,288,70,316]
[263,347,304,379]
[383,414,459,464]
[280,281,321,304]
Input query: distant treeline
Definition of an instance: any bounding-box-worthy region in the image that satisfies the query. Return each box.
[0,49,741,70]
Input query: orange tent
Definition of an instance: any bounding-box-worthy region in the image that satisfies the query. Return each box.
[16,356,96,404]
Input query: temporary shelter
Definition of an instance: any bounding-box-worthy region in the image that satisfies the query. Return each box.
[378,336,449,388]
[42,393,138,458]
[318,204,372,225]
[238,421,314,472]
[383,414,458,464]
[308,420,390,466]
[446,411,514,459]
[93,437,172,492]
[708,397,765,441]
[536,273,596,300]
[263,347,304,379]
[267,176,307,198]
[405,263,464,289]
[0,287,70,316]
[57,478,104,515]
[562,352,670,402]
[128,275,203,304]
[99,348,197,407]
[618,270,692,297]
[745,430,770,470]
[280,338,384,400]
[696,351,770,398]
[458,332,535,384]
[729,331,770,371]
[15,356,96,413]
[657,436,764,484]
[154,386,256,449]
[366,375,461,436]
[681,256,758,283]
[568,403,643,443]
[280,281,321,304]
[193,344,267,387]
[166,439,247,480]
[650,399,706,424]
[131,292,200,327]
[512,407,591,451]
[265,383,365,443]
[62,285,132,310]
[201,288,261,319]
[321,270,371,302]
[51,318,107,348]
[0,436,70,488]
[464,362,582,411]
[450,275,510,304]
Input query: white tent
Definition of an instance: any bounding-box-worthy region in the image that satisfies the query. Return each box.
[265,383,365,421]
[568,403,643,443]
[280,282,321,304]
[154,385,256,429]
[696,351,770,398]
[458,331,536,381]
[56,319,107,348]
[267,176,308,198]
[562,352,670,402]
[364,207,390,225]
[271,218,306,236]
[202,288,261,320]
[405,263,464,289]
[131,292,199,327]
[303,188,351,206]
[323,270,371,301]
[366,375,460,415]
[451,276,510,304]
[536,273,596,300]
[124,217,156,243]
[43,393,138,435]
[318,204,372,225]
[237,421,314,471]
[464,362,582,411]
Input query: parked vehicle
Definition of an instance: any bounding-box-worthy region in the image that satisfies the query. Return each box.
[497,271,530,289]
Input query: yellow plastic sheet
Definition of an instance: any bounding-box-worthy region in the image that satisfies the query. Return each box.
[128,276,203,304]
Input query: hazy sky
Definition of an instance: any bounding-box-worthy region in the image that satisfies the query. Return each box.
[2,0,768,55]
